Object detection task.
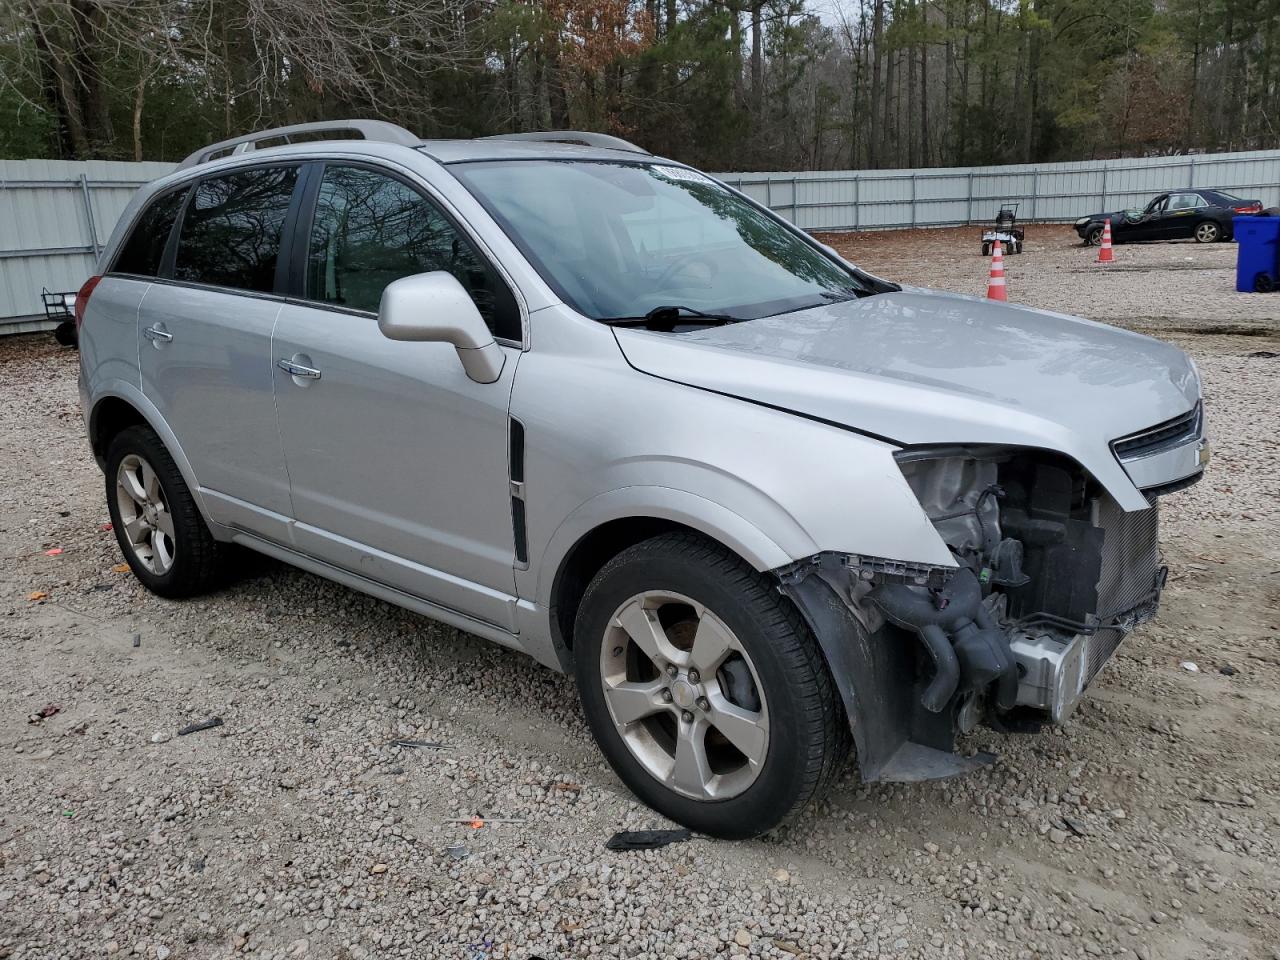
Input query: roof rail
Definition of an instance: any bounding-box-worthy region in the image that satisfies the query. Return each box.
[177,119,421,170]
[480,130,650,155]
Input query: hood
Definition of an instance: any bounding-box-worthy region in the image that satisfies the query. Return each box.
[613,289,1200,511]
[1079,210,1136,223]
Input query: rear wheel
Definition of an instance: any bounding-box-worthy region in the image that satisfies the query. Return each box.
[573,533,848,839]
[1194,221,1220,243]
[106,425,226,598]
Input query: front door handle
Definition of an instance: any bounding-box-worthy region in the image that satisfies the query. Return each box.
[278,357,322,380]
[143,324,172,343]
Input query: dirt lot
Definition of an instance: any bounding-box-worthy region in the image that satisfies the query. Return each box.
[2,225,1279,960]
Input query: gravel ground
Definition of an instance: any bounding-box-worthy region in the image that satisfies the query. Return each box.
[2,228,1279,960]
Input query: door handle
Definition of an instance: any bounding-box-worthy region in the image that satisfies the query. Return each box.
[278,357,322,380]
[143,325,172,343]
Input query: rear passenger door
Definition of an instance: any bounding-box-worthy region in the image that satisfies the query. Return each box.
[87,187,189,392]
[270,162,524,629]
[1162,193,1206,239]
[138,164,301,541]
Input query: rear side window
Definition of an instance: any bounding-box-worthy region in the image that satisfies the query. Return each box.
[112,188,187,277]
[174,166,298,292]
[305,165,520,339]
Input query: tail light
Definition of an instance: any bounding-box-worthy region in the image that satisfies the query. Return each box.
[74,275,102,329]
[1232,202,1262,215]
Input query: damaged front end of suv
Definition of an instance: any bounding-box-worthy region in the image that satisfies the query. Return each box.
[778,411,1208,783]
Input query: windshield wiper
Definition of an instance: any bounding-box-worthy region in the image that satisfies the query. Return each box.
[598,305,741,331]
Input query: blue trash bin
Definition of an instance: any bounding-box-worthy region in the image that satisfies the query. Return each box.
[1234,215,1280,292]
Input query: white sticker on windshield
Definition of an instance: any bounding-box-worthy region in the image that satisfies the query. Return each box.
[650,165,714,186]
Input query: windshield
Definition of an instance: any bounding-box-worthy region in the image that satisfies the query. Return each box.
[451,160,873,322]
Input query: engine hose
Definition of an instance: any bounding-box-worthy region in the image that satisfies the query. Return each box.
[917,623,962,713]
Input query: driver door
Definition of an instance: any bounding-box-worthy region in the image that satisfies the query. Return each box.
[1126,195,1169,241]
[270,162,525,630]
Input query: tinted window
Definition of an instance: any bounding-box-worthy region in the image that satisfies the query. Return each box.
[1169,193,1205,210]
[174,166,298,292]
[305,165,519,339]
[113,188,187,277]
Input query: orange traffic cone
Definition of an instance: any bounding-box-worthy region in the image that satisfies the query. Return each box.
[987,239,1007,301]
[1096,218,1115,263]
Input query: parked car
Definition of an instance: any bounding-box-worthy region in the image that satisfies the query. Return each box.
[1074,189,1262,245]
[77,121,1209,838]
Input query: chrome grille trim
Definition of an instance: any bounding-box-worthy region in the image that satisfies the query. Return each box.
[1112,403,1201,461]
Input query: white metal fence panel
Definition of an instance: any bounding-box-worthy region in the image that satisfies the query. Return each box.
[718,148,1280,231]
[0,159,174,332]
[2,148,1279,331]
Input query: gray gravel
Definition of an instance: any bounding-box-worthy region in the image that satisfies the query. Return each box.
[3,231,1280,959]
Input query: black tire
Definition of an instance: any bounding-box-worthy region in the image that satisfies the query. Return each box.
[1255,273,1276,293]
[52,321,77,347]
[981,242,991,257]
[573,532,849,839]
[105,425,226,598]
[1193,221,1220,243]
[1086,225,1104,246]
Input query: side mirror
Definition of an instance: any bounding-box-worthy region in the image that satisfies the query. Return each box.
[378,272,505,384]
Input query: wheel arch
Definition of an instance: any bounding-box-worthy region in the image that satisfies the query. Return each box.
[540,488,808,657]
[87,385,214,527]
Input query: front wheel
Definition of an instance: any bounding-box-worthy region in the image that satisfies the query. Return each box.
[105,425,226,598]
[1086,225,1105,246]
[1194,221,1220,243]
[573,533,849,838]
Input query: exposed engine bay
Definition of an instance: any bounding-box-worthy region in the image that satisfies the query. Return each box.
[779,448,1172,783]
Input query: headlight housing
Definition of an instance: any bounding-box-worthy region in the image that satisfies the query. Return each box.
[1074,217,1091,226]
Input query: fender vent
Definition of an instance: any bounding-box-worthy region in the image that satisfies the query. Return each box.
[510,418,528,566]
[509,418,525,483]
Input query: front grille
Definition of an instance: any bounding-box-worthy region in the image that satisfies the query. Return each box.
[1112,404,1201,460]
[1085,497,1162,684]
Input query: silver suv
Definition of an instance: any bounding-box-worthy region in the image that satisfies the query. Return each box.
[78,121,1208,838]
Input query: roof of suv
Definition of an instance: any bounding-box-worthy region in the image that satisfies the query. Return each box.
[418,139,661,165]
[176,120,664,172]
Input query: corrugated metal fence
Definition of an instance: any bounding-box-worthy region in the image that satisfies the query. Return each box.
[3,148,1280,332]
[718,148,1280,232]
[0,159,174,334]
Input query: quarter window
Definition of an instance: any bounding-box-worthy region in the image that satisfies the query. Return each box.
[113,188,187,277]
[305,165,519,339]
[173,166,298,292]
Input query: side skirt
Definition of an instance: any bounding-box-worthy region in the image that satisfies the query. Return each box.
[231,530,529,656]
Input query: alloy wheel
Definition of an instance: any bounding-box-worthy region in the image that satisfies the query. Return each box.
[599,591,769,800]
[1195,222,1218,243]
[115,453,176,574]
